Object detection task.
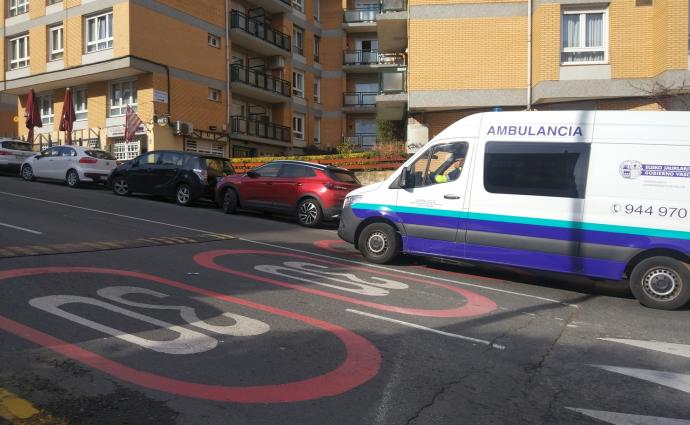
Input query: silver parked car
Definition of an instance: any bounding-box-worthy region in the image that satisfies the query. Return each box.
[21,145,118,187]
[0,139,34,174]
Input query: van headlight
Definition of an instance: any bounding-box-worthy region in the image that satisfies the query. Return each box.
[343,194,363,208]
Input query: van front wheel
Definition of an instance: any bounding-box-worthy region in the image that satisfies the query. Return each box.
[629,257,690,310]
[358,223,400,264]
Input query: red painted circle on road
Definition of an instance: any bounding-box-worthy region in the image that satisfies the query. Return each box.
[0,267,381,403]
[194,250,497,318]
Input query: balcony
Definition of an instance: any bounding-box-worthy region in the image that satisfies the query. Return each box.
[377,70,407,120]
[343,51,405,73]
[343,5,379,32]
[343,134,377,149]
[247,0,291,14]
[230,64,291,103]
[231,116,291,146]
[230,10,291,57]
[343,92,377,113]
[377,0,408,52]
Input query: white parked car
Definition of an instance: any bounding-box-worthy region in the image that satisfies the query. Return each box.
[21,145,118,187]
[0,139,34,174]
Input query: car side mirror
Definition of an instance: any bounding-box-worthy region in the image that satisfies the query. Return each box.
[35,155,42,160]
[247,170,259,178]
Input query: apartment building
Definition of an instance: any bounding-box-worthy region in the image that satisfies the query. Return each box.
[369,0,690,150]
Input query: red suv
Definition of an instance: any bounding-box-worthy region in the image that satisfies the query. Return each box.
[215,160,361,227]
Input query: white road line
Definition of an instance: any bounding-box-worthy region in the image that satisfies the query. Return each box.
[0,190,575,306]
[0,221,42,235]
[567,408,690,425]
[590,365,690,394]
[599,338,690,359]
[346,308,506,350]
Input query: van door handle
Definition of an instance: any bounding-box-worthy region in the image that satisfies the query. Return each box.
[444,194,460,200]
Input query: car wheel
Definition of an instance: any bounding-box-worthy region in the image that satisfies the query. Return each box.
[629,256,690,310]
[66,169,80,188]
[112,176,131,196]
[176,183,192,206]
[222,189,238,214]
[21,164,34,181]
[358,222,401,264]
[297,198,322,227]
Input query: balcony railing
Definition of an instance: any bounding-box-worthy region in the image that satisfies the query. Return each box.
[231,116,291,143]
[343,50,406,66]
[380,70,406,93]
[343,4,379,23]
[230,10,291,52]
[230,64,291,97]
[381,0,406,12]
[343,134,377,147]
[343,92,377,107]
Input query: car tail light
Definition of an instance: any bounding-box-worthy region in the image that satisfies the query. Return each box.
[0,150,9,156]
[79,157,98,164]
[193,168,208,183]
[324,183,350,191]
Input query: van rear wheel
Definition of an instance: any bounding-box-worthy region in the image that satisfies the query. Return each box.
[629,256,690,310]
[358,222,400,264]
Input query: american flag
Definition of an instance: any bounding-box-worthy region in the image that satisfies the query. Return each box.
[125,105,143,143]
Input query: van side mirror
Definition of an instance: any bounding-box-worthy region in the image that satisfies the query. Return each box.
[398,166,413,189]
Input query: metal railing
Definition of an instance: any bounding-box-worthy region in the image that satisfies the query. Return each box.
[343,92,377,107]
[230,10,291,52]
[343,4,379,22]
[343,134,377,148]
[230,64,291,97]
[231,116,291,143]
[343,50,406,66]
[381,0,406,12]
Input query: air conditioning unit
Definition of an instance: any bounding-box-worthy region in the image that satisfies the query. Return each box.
[175,121,194,136]
[268,56,285,69]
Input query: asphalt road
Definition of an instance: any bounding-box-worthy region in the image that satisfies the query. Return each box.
[0,176,689,425]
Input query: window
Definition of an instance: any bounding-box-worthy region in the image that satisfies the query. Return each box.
[208,34,220,48]
[39,95,53,125]
[314,118,320,144]
[9,35,29,69]
[314,78,321,103]
[313,0,320,20]
[73,88,88,121]
[405,143,468,188]
[292,71,304,97]
[293,26,304,56]
[113,139,141,160]
[279,164,316,178]
[47,0,63,4]
[208,88,221,102]
[561,9,607,64]
[314,35,320,63]
[85,11,113,53]
[58,147,76,156]
[159,152,185,166]
[253,162,282,177]
[292,0,304,12]
[109,80,137,116]
[184,140,224,156]
[484,142,590,198]
[49,24,64,61]
[9,0,29,17]
[293,114,305,140]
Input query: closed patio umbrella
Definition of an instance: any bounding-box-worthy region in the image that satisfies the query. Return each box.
[59,88,76,145]
[24,89,42,145]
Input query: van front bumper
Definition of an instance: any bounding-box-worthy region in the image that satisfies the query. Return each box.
[337,206,360,244]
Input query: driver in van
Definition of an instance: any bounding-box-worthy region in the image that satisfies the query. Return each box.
[434,158,464,183]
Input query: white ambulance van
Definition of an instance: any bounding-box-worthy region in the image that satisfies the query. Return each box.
[337,111,690,310]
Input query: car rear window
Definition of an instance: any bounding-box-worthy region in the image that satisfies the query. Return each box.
[328,169,360,185]
[1,141,32,151]
[86,150,116,160]
[204,157,235,176]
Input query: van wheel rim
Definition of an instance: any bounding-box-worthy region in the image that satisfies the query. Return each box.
[177,186,190,203]
[114,179,128,194]
[22,166,32,179]
[299,202,318,224]
[367,231,388,255]
[642,268,681,300]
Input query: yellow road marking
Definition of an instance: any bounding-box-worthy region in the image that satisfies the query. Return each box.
[0,387,67,424]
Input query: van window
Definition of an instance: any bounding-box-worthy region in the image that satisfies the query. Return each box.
[484,142,590,198]
[407,142,468,188]
[1,141,32,151]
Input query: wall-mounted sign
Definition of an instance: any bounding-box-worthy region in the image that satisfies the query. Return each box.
[153,90,169,104]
